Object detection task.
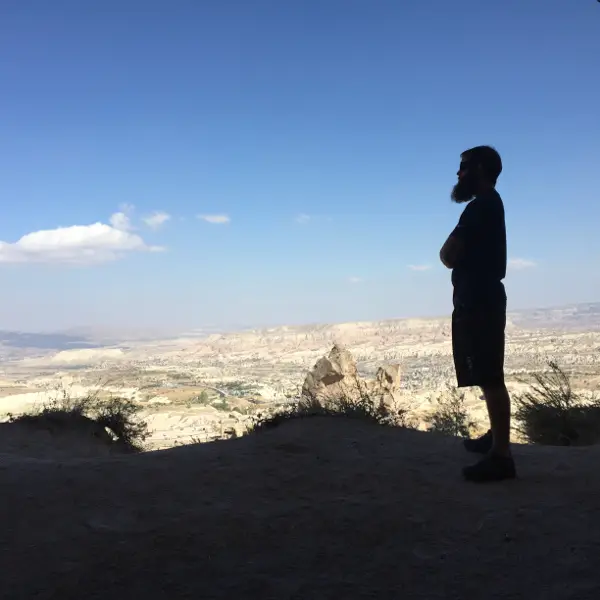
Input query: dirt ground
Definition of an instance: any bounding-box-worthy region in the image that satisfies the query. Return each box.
[2,417,600,599]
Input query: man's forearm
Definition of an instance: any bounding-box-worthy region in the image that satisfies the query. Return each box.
[439,234,464,269]
[440,244,453,268]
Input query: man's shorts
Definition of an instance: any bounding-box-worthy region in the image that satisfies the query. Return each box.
[452,301,506,389]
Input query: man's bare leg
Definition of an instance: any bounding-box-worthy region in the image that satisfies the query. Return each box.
[481,383,511,457]
[463,382,515,481]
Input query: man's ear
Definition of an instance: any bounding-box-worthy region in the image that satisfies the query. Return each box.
[477,162,487,179]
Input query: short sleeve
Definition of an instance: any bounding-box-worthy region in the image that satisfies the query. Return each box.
[451,199,491,242]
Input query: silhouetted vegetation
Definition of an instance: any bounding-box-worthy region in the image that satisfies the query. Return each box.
[94,396,150,451]
[9,388,149,452]
[425,386,474,438]
[515,360,600,446]
[247,380,417,433]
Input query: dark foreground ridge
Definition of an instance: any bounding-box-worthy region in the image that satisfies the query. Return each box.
[2,417,599,599]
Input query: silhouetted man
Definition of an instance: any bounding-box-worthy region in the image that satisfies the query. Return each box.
[439,145,516,482]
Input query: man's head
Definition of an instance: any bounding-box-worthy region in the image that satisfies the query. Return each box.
[451,145,502,203]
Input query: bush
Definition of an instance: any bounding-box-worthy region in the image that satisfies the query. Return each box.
[95,396,150,451]
[514,360,600,446]
[212,398,231,412]
[425,386,474,438]
[9,388,149,452]
[191,391,211,405]
[9,387,94,424]
[247,379,416,434]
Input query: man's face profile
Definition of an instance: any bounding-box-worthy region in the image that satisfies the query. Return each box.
[451,158,478,204]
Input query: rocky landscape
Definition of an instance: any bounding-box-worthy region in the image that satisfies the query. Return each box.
[2,302,600,449]
[2,303,600,599]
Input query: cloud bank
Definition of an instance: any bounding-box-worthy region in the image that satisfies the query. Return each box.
[0,209,164,265]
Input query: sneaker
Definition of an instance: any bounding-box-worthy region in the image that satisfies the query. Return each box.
[463,454,516,483]
[463,429,493,454]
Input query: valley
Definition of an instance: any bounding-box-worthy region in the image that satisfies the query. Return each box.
[2,302,600,449]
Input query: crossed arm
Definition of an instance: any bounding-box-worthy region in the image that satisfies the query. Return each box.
[439,234,465,269]
[440,199,482,269]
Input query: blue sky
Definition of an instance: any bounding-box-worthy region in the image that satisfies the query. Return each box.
[1,0,599,332]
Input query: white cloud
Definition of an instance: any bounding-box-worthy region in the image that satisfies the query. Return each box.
[0,210,164,265]
[109,211,132,231]
[143,211,171,230]
[408,264,432,271]
[197,214,230,224]
[109,203,135,231]
[347,276,363,284]
[295,214,311,224]
[508,258,537,270]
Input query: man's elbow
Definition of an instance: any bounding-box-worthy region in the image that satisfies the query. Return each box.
[439,236,462,269]
[439,250,454,269]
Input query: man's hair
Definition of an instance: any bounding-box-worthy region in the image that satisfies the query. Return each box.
[461,145,502,184]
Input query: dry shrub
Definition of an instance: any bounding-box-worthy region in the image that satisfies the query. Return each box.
[9,387,149,452]
[247,377,416,433]
[425,386,475,438]
[515,360,600,446]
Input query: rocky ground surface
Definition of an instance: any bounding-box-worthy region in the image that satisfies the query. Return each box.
[2,416,600,599]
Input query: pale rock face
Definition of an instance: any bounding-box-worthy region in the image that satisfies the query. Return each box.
[301,344,359,400]
[374,364,401,392]
[302,344,401,409]
[369,364,402,409]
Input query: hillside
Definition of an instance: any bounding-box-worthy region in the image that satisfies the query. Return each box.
[2,417,599,599]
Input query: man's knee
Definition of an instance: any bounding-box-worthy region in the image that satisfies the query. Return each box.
[481,382,509,402]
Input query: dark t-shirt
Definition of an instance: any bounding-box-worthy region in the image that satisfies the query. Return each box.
[450,189,507,308]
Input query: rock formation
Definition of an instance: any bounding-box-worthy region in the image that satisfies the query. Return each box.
[301,344,361,401]
[369,363,402,408]
[301,344,401,409]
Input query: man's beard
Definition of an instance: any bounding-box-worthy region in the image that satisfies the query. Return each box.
[451,173,477,203]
